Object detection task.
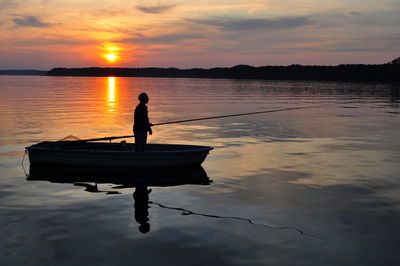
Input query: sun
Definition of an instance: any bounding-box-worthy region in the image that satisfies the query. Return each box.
[101,43,122,63]
[104,53,119,63]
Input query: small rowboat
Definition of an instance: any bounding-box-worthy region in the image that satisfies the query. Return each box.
[26,141,213,167]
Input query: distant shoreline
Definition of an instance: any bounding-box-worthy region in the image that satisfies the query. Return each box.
[0,70,47,76]
[47,64,400,82]
[1,64,399,82]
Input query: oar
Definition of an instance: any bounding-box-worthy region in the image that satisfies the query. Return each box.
[63,105,322,143]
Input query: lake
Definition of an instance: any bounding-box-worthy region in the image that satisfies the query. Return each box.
[1,76,399,266]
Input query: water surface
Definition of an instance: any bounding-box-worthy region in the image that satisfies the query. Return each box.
[1,76,400,265]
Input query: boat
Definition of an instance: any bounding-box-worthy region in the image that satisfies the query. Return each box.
[26,141,213,167]
[27,164,212,187]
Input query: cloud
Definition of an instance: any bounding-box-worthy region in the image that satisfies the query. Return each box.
[187,16,313,31]
[349,11,363,16]
[298,46,383,53]
[121,33,203,44]
[0,0,15,10]
[136,4,177,14]
[312,9,400,28]
[14,38,86,46]
[13,16,50,27]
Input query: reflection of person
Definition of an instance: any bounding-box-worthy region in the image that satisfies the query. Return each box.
[133,186,152,233]
[133,92,153,152]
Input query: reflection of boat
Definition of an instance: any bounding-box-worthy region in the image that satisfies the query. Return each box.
[26,142,213,167]
[27,163,212,187]
[27,163,212,234]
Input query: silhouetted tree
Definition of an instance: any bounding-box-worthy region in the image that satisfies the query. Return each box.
[390,57,400,64]
[46,63,400,82]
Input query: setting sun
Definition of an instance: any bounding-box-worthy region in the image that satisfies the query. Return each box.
[101,43,121,63]
[104,53,119,63]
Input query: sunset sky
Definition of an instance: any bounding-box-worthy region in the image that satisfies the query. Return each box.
[1,0,399,69]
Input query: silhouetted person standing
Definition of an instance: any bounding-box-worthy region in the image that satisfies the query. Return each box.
[134,92,152,152]
[133,186,152,233]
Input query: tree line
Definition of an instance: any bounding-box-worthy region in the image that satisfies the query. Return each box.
[47,62,400,82]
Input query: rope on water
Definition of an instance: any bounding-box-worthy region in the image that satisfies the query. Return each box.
[149,201,324,240]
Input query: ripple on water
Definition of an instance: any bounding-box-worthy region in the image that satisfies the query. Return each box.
[1,77,400,265]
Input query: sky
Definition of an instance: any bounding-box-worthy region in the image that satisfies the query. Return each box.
[1,0,399,69]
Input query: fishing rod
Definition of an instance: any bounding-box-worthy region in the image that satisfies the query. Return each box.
[153,105,320,126]
[66,105,322,143]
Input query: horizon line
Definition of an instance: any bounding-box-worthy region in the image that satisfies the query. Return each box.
[2,61,397,72]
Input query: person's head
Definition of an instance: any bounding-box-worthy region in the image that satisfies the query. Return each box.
[138,92,149,104]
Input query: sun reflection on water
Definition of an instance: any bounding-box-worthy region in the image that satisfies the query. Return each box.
[107,77,117,112]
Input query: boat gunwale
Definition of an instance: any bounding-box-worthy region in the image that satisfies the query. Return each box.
[25,143,214,155]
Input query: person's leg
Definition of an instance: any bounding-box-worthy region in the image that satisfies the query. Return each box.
[134,131,147,151]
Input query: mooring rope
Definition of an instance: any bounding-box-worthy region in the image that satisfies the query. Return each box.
[21,149,28,177]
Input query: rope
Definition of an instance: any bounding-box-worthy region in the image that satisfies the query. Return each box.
[21,149,28,177]
[149,201,323,239]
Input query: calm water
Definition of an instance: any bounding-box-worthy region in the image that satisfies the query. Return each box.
[1,76,400,266]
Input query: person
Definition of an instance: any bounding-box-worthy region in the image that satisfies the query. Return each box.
[133,92,153,151]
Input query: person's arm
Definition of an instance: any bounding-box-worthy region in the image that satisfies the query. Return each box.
[146,106,153,135]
